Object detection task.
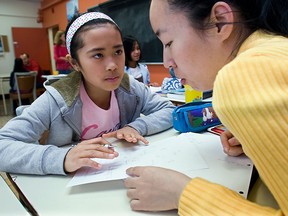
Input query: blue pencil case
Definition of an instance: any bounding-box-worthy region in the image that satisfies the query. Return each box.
[172,102,221,133]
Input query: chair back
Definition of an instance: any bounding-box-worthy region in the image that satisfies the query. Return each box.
[14,72,37,106]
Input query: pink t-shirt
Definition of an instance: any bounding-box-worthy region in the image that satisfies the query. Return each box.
[80,82,120,140]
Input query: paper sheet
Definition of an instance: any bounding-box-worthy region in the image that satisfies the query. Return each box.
[67,134,209,187]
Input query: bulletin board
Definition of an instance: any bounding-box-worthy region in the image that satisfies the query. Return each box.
[0,36,3,56]
[88,0,163,64]
[0,35,9,56]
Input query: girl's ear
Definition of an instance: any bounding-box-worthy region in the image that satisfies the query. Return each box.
[66,54,81,72]
[210,2,234,40]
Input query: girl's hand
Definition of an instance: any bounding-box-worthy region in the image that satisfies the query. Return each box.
[64,137,119,173]
[103,126,149,145]
[124,166,190,211]
[220,130,244,156]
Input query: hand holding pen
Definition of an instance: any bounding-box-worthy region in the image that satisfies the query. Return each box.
[64,137,119,173]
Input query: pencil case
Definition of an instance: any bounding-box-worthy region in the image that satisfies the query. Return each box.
[172,101,221,133]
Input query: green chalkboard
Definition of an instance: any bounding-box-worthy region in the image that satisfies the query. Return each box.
[88,0,163,63]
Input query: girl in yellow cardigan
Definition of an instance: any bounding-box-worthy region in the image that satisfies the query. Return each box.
[124,0,288,215]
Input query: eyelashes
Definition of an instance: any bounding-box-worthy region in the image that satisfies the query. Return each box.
[164,41,172,48]
[93,49,123,59]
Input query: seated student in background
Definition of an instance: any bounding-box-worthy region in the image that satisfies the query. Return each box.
[0,12,175,176]
[123,35,158,86]
[9,58,30,113]
[53,30,72,74]
[124,0,288,215]
[20,52,44,88]
[9,58,29,92]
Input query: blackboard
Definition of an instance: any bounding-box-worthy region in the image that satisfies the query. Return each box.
[88,0,163,63]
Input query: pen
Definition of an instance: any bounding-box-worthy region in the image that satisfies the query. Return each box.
[102,137,118,149]
[103,143,114,149]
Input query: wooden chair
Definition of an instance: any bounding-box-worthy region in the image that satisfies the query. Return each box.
[10,72,37,113]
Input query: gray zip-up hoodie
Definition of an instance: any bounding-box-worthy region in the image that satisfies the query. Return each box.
[0,72,175,175]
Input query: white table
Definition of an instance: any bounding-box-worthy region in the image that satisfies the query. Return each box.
[0,174,29,216]
[0,74,10,115]
[9,129,253,216]
[41,74,67,80]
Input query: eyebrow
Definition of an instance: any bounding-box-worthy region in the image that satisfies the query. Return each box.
[87,44,123,53]
[155,28,166,37]
[155,29,161,37]
[114,44,124,49]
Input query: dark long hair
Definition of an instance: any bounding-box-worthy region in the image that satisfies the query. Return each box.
[13,58,26,72]
[10,58,28,89]
[123,35,142,68]
[167,0,288,36]
[167,0,288,56]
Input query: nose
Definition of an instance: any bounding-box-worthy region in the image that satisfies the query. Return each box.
[106,57,118,72]
[163,48,176,69]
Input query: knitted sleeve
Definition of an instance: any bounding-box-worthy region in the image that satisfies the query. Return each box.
[179,178,280,216]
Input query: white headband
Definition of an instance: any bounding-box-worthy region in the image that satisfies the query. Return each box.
[66,12,117,54]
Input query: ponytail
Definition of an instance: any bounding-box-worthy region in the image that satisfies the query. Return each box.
[256,0,288,36]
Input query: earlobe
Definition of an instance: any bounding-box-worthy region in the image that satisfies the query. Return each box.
[211,2,234,39]
[66,54,80,72]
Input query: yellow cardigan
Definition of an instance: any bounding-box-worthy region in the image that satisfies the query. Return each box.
[179,31,288,215]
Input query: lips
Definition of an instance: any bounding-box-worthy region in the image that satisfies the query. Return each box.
[180,78,186,85]
[105,76,119,82]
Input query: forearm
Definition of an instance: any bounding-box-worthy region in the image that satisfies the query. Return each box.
[179,178,281,216]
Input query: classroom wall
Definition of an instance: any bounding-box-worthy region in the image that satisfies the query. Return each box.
[40,0,109,31]
[40,0,169,84]
[0,0,168,88]
[0,0,42,75]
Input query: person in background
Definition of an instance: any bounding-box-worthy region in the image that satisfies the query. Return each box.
[9,58,30,114]
[123,35,158,86]
[9,58,29,92]
[20,52,44,88]
[53,30,72,74]
[124,0,288,215]
[0,12,174,176]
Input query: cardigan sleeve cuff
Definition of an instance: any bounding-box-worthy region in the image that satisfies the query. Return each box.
[178,177,279,216]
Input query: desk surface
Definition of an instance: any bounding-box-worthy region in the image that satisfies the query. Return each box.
[10,129,253,216]
[41,74,67,80]
[0,73,10,78]
[0,176,29,216]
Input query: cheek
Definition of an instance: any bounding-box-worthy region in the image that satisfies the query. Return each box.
[176,47,195,74]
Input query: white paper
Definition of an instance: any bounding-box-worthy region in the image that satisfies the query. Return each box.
[67,134,209,187]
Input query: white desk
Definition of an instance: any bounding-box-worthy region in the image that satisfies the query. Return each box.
[0,74,10,115]
[10,129,253,216]
[0,175,29,216]
[41,74,67,80]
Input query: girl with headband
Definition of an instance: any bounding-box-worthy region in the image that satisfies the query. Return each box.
[0,12,175,175]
